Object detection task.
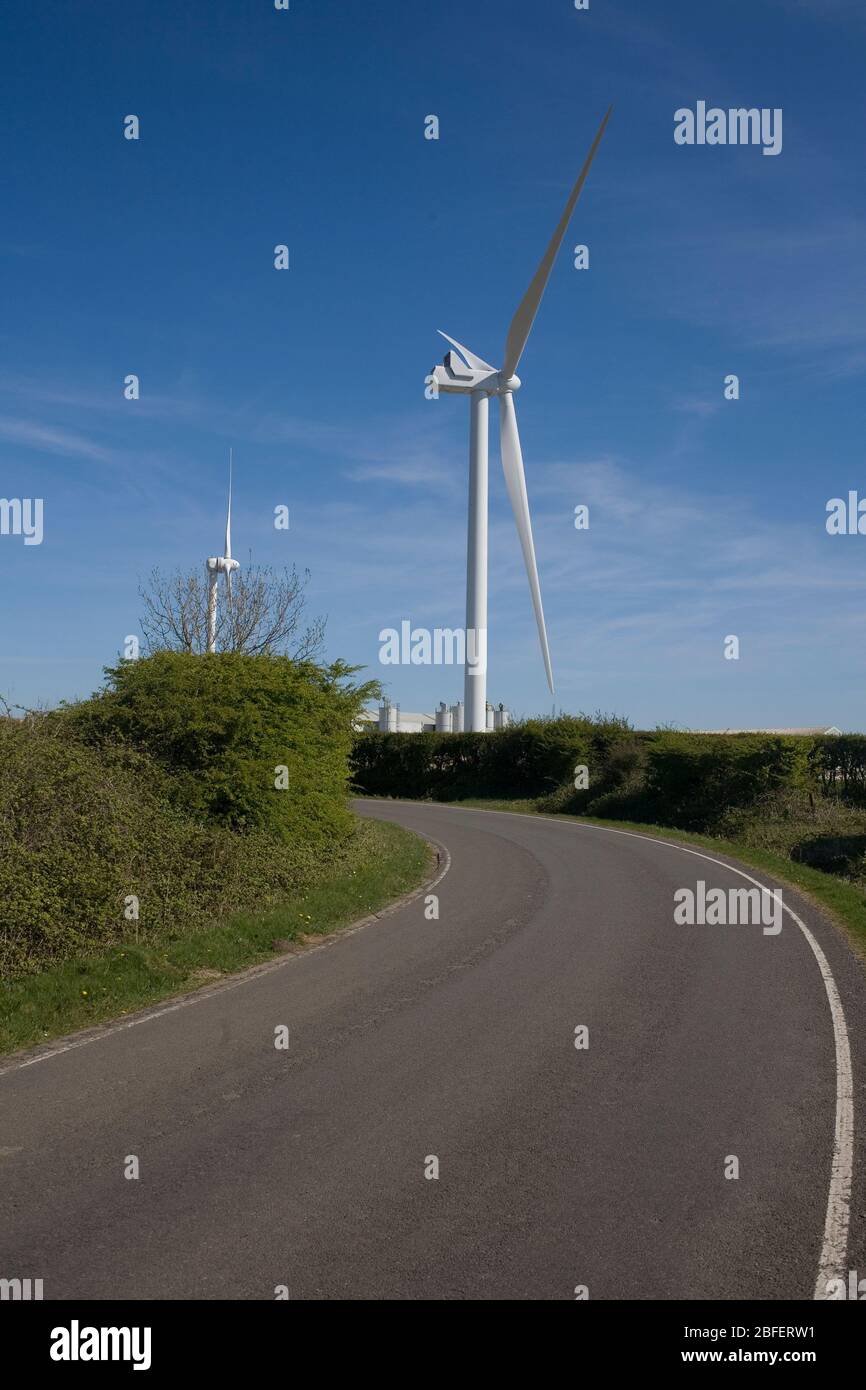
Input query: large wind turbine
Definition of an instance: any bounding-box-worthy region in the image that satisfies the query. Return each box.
[206,450,240,654]
[430,108,612,731]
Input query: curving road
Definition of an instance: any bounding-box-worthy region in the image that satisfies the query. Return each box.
[2,799,865,1301]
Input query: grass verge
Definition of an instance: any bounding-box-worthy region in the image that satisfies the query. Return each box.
[0,818,432,1057]
[397,796,866,958]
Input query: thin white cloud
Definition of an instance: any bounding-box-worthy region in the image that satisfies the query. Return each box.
[0,416,116,465]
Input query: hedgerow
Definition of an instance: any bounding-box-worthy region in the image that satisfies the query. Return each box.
[353,721,844,833]
[351,714,631,801]
[1,653,379,978]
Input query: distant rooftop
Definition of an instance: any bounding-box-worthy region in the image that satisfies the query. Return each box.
[691,727,842,737]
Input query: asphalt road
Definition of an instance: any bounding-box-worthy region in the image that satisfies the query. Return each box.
[2,799,865,1301]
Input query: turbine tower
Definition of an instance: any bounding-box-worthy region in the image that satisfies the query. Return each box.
[430,108,612,731]
[206,450,240,654]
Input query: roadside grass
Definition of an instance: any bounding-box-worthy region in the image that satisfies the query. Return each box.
[0,819,432,1057]
[391,795,866,957]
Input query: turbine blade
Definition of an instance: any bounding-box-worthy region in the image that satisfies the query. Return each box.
[498,393,554,693]
[225,566,233,605]
[502,106,612,380]
[225,448,233,560]
[437,331,496,374]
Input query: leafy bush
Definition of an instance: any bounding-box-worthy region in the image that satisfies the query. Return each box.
[539,733,651,817]
[808,735,866,805]
[715,788,866,886]
[0,713,362,978]
[542,732,805,829]
[1,653,381,979]
[57,652,374,844]
[638,733,806,830]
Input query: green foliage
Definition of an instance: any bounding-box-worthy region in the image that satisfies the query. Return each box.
[355,720,825,837]
[538,731,808,828]
[538,732,651,816]
[808,734,866,804]
[637,733,805,830]
[351,713,631,801]
[58,651,376,844]
[1,653,381,980]
[714,787,866,878]
[0,714,303,976]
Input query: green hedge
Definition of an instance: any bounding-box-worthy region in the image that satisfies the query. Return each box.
[351,715,631,801]
[639,733,806,830]
[353,721,833,833]
[0,715,339,978]
[808,735,866,804]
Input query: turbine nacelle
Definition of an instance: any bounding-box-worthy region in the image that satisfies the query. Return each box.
[206,452,241,653]
[430,341,521,397]
[431,357,497,396]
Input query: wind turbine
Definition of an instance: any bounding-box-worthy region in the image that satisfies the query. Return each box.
[430,108,612,731]
[206,450,240,654]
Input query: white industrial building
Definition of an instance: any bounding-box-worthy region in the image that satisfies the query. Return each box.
[356,698,512,734]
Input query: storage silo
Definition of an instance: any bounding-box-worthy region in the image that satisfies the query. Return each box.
[435,702,451,733]
[379,700,399,732]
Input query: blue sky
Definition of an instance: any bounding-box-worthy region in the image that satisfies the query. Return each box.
[2,0,865,728]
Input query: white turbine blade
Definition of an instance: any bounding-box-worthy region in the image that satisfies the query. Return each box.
[224,448,233,560]
[498,392,554,693]
[437,331,496,373]
[502,106,612,380]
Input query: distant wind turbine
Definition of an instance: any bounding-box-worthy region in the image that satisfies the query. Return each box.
[429,107,612,731]
[206,450,240,654]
